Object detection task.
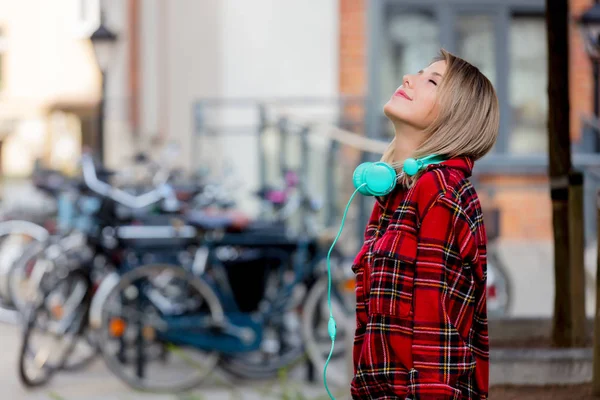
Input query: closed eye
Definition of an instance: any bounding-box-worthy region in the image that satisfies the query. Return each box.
[429,79,438,86]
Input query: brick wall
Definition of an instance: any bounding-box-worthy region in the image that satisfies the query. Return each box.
[338,0,594,240]
[570,0,593,143]
[339,0,366,97]
[478,175,552,240]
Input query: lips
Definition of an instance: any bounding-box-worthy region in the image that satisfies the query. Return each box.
[394,89,412,101]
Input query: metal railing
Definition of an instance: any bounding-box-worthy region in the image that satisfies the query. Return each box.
[192,96,600,250]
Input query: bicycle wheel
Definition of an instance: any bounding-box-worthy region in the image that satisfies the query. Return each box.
[487,249,512,318]
[218,311,306,380]
[218,266,306,380]
[8,240,47,315]
[97,264,224,392]
[0,220,49,305]
[301,274,355,388]
[11,239,99,371]
[18,269,89,387]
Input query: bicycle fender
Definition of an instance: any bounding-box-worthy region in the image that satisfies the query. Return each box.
[0,220,49,242]
[88,271,120,330]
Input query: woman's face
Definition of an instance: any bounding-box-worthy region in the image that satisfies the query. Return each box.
[383,60,447,131]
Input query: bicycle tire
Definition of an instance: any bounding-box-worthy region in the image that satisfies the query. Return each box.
[18,269,89,387]
[97,264,224,392]
[11,240,99,371]
[487,249,512,318]
[0,220,49,305]
[301,275,354,388]
[8,240,47,315]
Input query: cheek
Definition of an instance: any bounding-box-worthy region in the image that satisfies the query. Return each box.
[419,95,440,122]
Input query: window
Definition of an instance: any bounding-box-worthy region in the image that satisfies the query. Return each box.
[381,10,440,137]
[456,14,496,87]
[509,15,547,154]
[373,3,548,157]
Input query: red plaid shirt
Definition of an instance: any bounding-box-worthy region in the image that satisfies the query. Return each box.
[351,156,489,399]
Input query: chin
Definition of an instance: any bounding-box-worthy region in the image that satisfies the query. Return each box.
[383,101,395,119]
[383,102,403,122]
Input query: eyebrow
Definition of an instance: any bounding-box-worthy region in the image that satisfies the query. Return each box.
[418,70,444,78]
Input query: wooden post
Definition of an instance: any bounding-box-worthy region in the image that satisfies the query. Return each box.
[550,186,573,347]
[546,0,575,348]
[568,171,586,346]
[594,192,600,395]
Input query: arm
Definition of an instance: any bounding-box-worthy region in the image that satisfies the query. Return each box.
[407,196,477,400]
[352,201,383,371]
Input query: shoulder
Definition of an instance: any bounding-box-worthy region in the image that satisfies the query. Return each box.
[411,165,467,214]
[413,164,482,228]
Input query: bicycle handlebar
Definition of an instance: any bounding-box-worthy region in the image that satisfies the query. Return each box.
[81,154,174,209]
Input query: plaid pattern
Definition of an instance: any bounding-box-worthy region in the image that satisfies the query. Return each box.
[351,157,489,400]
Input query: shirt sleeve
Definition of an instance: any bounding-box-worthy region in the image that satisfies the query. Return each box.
[352,200,383,373]
[406,196,477,400]
[364,199,383,242]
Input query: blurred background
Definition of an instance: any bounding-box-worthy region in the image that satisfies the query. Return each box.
[0,0,598,399]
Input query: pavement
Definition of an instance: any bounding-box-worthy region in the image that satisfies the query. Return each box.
[0,322,352,400]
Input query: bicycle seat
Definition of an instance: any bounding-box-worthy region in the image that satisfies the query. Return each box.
[185,210,250,231]
[236,220,286,235]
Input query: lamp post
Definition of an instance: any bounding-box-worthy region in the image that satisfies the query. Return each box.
[89,12,117,164]
[578,2,600,394]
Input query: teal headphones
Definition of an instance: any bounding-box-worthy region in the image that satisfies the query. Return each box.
[352,154,447,197]
[322,154,446,400]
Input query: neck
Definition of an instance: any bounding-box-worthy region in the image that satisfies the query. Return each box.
[392,122,422,165]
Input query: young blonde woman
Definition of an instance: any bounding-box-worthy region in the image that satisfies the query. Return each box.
[351,49,499,399]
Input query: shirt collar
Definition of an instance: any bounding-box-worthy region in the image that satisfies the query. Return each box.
[424,155,473,178]
[373,156,474,209]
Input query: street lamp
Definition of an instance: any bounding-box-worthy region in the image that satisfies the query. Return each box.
[89,11,117,164]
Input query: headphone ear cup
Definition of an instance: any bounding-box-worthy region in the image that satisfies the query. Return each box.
[364,162,396,196]
[403,158,421,176]
[353,162,372,195]
[353,162,397,196]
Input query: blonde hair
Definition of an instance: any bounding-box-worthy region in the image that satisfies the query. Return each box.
[381,49,499,186]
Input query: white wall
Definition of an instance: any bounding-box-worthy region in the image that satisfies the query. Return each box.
[219,0,338,99]
[0,0,98,105]
[217,0,339,214]
[102,0,134,169]
[139,0,160,143]
[138,0,222,169]
[138,0,339,212]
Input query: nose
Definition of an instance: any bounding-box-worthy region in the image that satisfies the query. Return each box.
[402,74,412,89]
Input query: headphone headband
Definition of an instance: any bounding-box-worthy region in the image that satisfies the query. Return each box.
[403,154,447,176]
